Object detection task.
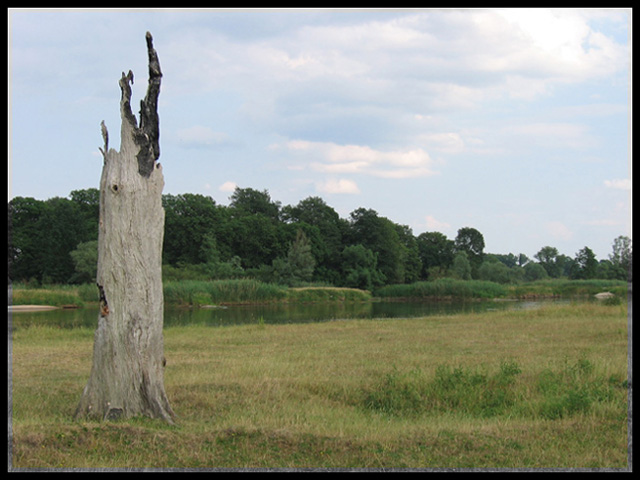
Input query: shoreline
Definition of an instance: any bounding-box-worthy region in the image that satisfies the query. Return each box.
[8,305,60,312]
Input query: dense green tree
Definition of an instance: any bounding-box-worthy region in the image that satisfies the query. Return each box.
[347,208,404,284]
[523,262,548,281]
[8,196,94,284]
[609,235,632,281]
[454,227,484,278]
[8,197,48,282]
[570,246,598,280]
[282,196,345,284]
[394,224,422,284]
[229,187,281,221]
[70,240,98,284]
[416,232,455,279]
[478,258,512,284]
[287,229,315,284]
[270,229,316,286]
[596,259,618,280]
[69,188,100,241]
[492,252,528,269]
[451,251,472,280]
[534,246,561,278]
[340,244,385,291]
[40,197,91,283]
[162,193,225,266]
[9,186,630,287]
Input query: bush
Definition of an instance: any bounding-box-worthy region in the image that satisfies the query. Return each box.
[363,361,522,418]
[361,358,625,421]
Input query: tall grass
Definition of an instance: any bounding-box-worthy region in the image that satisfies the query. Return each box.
[163,279,288,306]
[287,286,371,303]
[375,278,629,300]
[10,287,85,307]
[507,279,629,298]
[374,278,508,299]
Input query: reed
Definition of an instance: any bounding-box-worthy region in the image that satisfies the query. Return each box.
[163,279,288,306]
[10,287,85,307]
[507,279,628,298]
[374,278,508,299]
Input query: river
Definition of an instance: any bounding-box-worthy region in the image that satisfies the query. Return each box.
[8,298,574,330]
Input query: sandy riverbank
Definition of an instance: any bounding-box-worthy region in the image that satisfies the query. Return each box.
[8,305,59,312]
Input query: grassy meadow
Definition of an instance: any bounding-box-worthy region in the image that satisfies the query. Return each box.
[10,301,629,470]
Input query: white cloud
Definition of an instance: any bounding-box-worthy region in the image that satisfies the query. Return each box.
[315,178,360,195]
[493,9,628,81]
[219,181,238,192]
[282,140,437,179]
[424,215,451,231]
[604,178,631,190]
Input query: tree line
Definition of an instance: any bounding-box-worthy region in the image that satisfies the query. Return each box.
[8,187,632,289]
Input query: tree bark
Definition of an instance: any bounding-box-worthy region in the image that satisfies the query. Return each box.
[75,32,174,424]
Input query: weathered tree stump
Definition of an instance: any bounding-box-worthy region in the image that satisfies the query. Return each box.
[75,32,174,424]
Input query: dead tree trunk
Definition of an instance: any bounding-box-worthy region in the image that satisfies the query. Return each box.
[75,32,174,424]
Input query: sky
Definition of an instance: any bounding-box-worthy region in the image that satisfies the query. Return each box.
[8,8,632,261]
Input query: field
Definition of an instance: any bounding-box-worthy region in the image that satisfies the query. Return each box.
[10,301,629,470]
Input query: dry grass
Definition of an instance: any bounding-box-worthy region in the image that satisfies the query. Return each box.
[10,302,629,470]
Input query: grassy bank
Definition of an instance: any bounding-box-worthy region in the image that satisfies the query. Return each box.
[10,280,371,308]
[9,278,628,309]
[11,302,629,469]
[374,278,629,301]
[374,278,508,300]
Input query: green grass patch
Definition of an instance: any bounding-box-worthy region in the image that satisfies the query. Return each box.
[10,287,85,308]
[361,358,627,421]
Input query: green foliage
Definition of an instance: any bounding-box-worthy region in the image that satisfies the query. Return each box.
[69,240,98,284]
[571,246,598,280]
[454,227,485,278]
[416,231,455,279]
[280,229,316,286]
[9,193,98,284]
[609,235,632,280]
[8,187,631,289]
[523,262,549,282]
[451,251,472,280]
[340,244,385,291]
[477,258,512,284]
[362,358,626,421]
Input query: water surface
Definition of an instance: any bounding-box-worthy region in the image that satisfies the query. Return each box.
[8,298,571,330]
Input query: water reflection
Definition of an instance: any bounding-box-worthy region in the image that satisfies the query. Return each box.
[8,298,569,330]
